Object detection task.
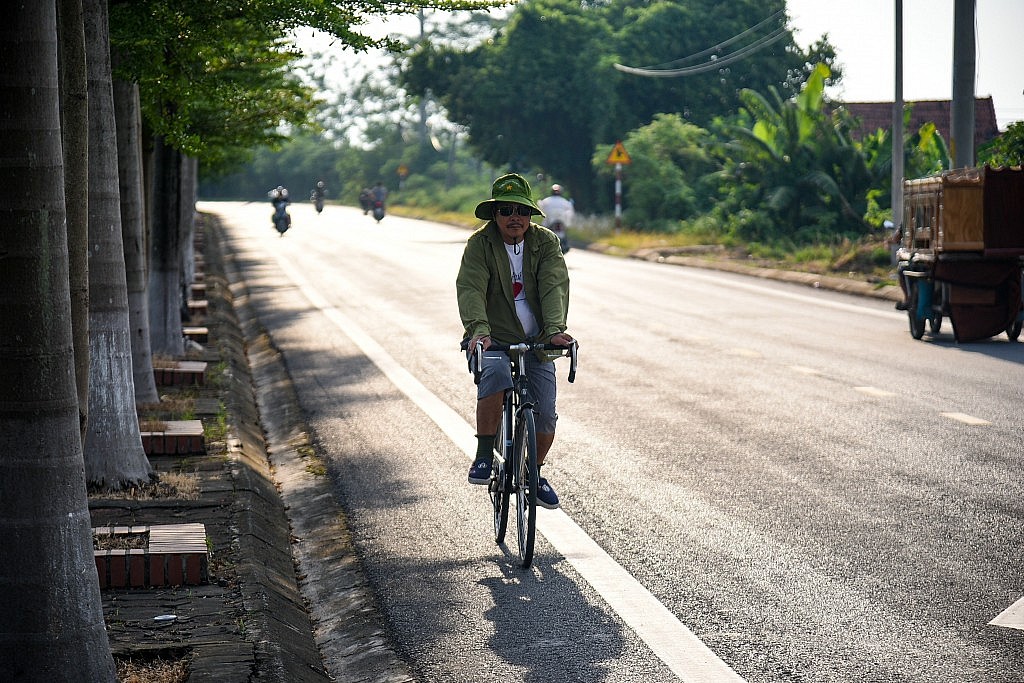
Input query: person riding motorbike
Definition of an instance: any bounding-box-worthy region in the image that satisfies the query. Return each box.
[538,184,574,253]
[358,188,373,214]
[370,180,388,222]
[311,180,326,213]
[269,185,291,234]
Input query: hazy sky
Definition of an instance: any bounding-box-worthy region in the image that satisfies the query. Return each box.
[787,0,1024,129]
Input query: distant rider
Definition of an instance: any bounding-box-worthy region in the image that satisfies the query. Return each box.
[311,180,326,201]
[359,187,373,214]
[269,185,290,212]
[538,184,574,253]
[371,180,388,207]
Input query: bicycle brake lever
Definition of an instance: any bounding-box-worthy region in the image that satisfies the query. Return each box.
[567,340,578,383]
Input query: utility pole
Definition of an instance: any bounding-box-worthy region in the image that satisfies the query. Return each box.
[892,0,904,231]
[951,0,976,168]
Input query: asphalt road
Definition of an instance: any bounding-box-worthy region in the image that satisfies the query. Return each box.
[204,200,1024,683]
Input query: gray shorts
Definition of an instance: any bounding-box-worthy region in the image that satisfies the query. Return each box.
[477,350,558,433]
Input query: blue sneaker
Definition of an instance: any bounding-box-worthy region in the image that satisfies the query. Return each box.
[535,476,560,510]
[468,458,492,485]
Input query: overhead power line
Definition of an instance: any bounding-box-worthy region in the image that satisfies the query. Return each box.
[614,10,788,78]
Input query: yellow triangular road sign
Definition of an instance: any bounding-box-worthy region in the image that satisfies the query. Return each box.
[606,141,632,165]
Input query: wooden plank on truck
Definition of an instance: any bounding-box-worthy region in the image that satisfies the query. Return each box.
[939,168,985,252]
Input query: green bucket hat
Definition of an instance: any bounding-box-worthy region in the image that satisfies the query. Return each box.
[474,173,545,220]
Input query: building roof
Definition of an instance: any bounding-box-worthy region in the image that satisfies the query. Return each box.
[836,96,1000,149]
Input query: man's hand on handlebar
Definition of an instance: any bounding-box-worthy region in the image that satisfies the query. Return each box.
[549,332,575,348]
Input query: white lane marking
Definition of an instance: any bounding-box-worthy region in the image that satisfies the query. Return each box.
[542,512,745,681]
[940,412,992,426]
[671,267,898,319]
[853,386,897,398]
[265,242,746,683]
[789,365,822,375]
[990,596,1024,630]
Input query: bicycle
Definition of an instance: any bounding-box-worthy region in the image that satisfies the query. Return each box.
[466,339,578,568]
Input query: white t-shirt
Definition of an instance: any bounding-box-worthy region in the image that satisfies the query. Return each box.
[504,243,538,337]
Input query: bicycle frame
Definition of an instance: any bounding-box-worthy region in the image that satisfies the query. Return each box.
[466,340,577,568]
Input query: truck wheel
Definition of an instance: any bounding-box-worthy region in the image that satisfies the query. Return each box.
[908,282,925,340]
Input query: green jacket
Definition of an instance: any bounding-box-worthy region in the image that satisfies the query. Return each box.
[457,221,570,347]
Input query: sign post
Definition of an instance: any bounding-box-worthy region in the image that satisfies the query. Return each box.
[605,141,632,229]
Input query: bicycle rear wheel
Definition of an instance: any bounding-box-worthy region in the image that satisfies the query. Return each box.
[490,397,513,544]
[514,409,538,568]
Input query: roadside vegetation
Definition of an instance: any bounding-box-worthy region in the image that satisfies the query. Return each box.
[199,1,1022,278]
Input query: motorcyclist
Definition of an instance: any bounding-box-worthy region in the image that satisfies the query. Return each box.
[311,180,326,213]
[370,181,388,221]
[359,187,373,214]
[269,185,290,212]
[538,184,574,253]
[268,186,291,234]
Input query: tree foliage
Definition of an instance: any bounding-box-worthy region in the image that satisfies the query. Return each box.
[979,120,1024,167]
[110,0,508,170]
[709,63,873,242]
[592,113,717,229]
[402,0,837,210]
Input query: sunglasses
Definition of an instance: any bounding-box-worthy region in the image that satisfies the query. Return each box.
[495,205,532,217]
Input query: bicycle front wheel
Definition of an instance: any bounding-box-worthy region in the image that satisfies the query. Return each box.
[490,398,513,544]
[514,408,538,568]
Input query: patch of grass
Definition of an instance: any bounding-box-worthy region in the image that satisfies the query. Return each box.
[89,472,200,501]
[203,402,229,443]
[116,652,190,683]
[205,361,229,390]
[95,530,148,551]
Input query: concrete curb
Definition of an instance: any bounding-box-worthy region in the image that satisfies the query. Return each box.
[209,216,416,683]
[628,247,904,302]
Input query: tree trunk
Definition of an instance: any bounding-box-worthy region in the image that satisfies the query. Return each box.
[0,3,117,678]
[57,0,91,439]
[113,76,159,404]
[148,138,185,356]
[181,155,198,299]
[82,0,153,489]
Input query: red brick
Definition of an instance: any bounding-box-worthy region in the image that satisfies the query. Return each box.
[149,554,165,587]
[128,551,145,587]
[167,554,183,585]
[95,553,108,589]
[109,551,127,588]
[185,554,203,585]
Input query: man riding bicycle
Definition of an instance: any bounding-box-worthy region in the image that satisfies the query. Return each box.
[456,173,574,510]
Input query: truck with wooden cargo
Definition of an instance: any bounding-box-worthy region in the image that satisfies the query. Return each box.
[895,166,1024,342]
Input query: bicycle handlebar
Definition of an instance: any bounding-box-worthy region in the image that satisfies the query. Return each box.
[462,339,578,385]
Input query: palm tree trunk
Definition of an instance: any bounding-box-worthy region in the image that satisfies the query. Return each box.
[148,137,186,356]
[113,75,160,404]
[83,0,153,489]
[0,3,117,677]
[57,0,91,439]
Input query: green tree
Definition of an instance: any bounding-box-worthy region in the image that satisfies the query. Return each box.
[1,3,117,677]
[607,0,812,131]
[979,120,1024,167]
[713,63,872,242]
[403,0,837,211]
[857,108,951,223]
[592,113,717,229]
[405,0,615,209]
